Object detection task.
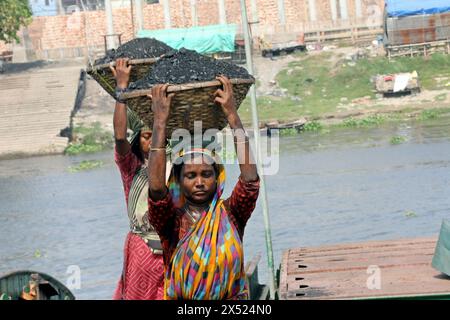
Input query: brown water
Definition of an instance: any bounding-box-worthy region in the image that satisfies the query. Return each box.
[1,117,449,299]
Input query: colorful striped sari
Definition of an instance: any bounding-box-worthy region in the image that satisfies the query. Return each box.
[164,149,248,300]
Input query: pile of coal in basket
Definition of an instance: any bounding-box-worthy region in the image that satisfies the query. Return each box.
[128,48,254,89]
[94,38,172,65]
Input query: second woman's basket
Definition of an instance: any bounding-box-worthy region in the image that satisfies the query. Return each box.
[86,58,160,99]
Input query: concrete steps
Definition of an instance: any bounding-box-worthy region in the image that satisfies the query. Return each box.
[0,64,82,157]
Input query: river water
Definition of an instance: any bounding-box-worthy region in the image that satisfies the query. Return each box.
[1,118,449,299]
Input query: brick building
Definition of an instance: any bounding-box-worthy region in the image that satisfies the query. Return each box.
[0,0,385,61]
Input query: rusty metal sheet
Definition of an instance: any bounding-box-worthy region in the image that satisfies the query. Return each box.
[279,237,450,300]
[386,12,450,46]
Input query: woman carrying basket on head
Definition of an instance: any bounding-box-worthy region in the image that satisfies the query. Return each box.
[110,58,165,300]
[147,76,260,300]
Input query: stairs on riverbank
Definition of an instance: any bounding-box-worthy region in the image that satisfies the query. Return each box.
[0,65,82,158]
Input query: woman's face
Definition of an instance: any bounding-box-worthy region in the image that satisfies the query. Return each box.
[180,157,217,205]
[139,130,152,155]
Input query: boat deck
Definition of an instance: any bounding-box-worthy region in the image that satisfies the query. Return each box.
[279,237,450,299]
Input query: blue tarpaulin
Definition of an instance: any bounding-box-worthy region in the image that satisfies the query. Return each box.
[386,0,450,17]
[137,24,236,54]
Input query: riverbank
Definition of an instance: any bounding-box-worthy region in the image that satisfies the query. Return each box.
[0,60,84,160]
[2,45,449,159]
[239,47,450,128]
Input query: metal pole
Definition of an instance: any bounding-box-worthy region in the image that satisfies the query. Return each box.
[239,0,277,300]
[56,0,64,15]
[308,0,317,22]
[162,0,171,29]
[130,0,135,37]
[330,0,338,21]
[218,0,227,25]
[250,0,258,23]
[104,0,115,49]
[190,0,198,27]
[135,0,144,32]
[339,0,349,20]
[277,0,286,26]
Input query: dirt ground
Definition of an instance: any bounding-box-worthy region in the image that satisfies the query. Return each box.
[251,46,450,124]
[73,77,116,133]
[77,47,450,130]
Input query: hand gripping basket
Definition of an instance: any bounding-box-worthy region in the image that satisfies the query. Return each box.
[86,57,160,98]
[119,78,254,136]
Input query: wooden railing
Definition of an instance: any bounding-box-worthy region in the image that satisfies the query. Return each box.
[304,24,383,43]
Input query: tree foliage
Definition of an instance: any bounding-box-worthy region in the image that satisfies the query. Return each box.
[0,0,32,43]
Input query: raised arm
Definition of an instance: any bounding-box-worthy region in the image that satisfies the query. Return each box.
[215,76,258,182]
[148,84,174,200]
[110,58,132,156]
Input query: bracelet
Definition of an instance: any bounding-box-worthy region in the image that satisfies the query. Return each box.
[149,147,166,151]
[114,87,127,104]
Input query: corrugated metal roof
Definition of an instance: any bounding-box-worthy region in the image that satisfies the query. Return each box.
[386,0,450,17]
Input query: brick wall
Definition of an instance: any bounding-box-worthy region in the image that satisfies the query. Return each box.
[0,42,12,53]
[0,0,385,58]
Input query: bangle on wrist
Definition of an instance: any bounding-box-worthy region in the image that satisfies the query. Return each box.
[149,147,166,152]
[114,87,127,104]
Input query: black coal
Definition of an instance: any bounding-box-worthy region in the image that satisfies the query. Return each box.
[129,48,253,89]
[94,38,172,65]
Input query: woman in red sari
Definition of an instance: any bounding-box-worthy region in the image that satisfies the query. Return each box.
[111,59,164,300]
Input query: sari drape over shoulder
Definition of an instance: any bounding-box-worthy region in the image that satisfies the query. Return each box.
[148,148,260,300]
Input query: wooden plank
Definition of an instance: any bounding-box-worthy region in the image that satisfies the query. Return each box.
[285,265,449,300]
[279,250,290,300]
[288,254,433,275]
[280,238,450,300]
[289,245,435,263]
[289,237,436,255]
[289,243,435,263]
[289,243,436,260]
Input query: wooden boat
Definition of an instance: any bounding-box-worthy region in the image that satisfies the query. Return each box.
[279,237,450,300]
[0,271,75,300]
[263,119,307,136]
[246,254,270,300]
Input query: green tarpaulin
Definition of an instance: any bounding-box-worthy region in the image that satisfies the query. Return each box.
[137,24,236,54]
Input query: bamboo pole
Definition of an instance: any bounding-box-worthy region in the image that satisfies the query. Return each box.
[239,0,277,300]
[118,78,255,99]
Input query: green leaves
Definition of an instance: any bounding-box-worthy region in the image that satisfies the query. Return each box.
[68,160,104,173]
[65,122,114,155]
[0,0,32,43]
[390,136,407,145]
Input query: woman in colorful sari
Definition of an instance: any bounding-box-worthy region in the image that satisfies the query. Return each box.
[111,58,164,300]
[147,76,260,300]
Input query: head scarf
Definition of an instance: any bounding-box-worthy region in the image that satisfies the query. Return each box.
[126,107,151,147]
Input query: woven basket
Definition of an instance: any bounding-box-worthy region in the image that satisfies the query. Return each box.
[119,78,254,136]
[86,58,160,98]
